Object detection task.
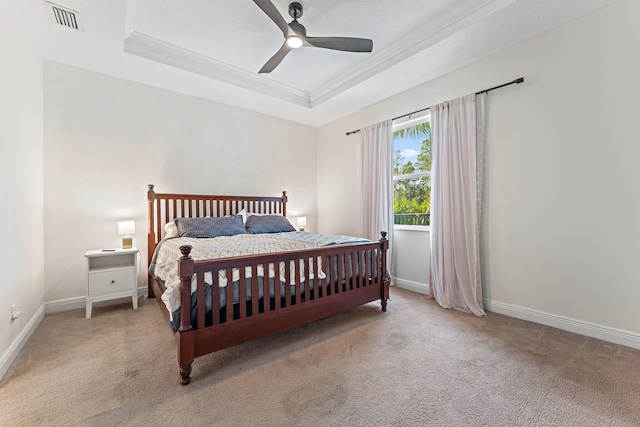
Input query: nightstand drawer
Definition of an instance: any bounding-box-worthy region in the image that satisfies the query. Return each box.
[88,268,134,295]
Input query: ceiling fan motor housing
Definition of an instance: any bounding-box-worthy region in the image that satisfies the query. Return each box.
[288,2,303,19]
[289,20,306,36]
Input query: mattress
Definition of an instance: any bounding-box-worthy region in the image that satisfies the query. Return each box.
[149,231,371,316]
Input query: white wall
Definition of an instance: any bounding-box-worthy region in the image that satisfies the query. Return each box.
[393,230,430,294]
[318,0,640,344]
[0,3,45,377]
[317,115,363,237]
[43,62,317,305]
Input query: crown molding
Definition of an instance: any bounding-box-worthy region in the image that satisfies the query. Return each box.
[124,31,311,108]
[309,0,515,107]
[123,0,512,109]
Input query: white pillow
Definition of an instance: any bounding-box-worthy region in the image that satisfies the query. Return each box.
[238,209,247,225]
[164,220,179,239]
[225,209,247,225]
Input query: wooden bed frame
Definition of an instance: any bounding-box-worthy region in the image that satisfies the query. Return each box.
[147,185,390,384]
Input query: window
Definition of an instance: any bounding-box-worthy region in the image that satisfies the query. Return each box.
[393,114,431,228]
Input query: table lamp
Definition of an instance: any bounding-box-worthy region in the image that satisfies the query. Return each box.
[297,216,307,232]
[118,220,135,249]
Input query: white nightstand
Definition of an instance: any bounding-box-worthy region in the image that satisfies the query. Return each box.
[85,247,139,318]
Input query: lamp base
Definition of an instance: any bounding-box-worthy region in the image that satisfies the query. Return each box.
[122,235,132,249]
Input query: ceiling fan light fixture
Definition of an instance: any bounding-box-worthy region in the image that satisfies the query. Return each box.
[286,36,303,49]
[253,0,373,73]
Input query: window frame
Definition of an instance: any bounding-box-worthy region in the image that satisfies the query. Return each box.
[392,113,431,232]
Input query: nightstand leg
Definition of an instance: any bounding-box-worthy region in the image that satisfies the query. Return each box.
[132,292,138,310]
[86,299,92,319]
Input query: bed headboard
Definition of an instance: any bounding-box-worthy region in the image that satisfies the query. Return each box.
[146,184,288,264]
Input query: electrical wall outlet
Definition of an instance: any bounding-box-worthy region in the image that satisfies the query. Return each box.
[10,304,22,322]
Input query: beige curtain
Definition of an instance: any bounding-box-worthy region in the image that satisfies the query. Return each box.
[429,94,485,316]
[361,120,394,278]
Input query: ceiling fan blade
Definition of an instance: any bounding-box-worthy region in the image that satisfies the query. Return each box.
[259,43,292,73]
[305,37,373,53]
[253,0,290,38]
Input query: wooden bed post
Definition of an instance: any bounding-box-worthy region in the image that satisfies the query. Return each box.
[281,191,288,216]
[147,184,156,298]
[178,245,195,385]
[379,231,390,312]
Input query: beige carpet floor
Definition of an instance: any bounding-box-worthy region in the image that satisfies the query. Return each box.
[1,287,639,426]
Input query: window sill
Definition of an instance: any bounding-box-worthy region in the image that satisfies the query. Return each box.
[394,225,430,232]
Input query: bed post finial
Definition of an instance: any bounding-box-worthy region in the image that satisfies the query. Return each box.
[179,245,192,258]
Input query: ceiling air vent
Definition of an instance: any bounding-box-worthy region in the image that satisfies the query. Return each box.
[46,1,81,31]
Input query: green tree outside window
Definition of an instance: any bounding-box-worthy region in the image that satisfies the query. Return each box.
[393,121,431,226]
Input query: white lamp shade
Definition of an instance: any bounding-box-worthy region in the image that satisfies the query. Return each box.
[297,217,307,227]
[117,220,136,236]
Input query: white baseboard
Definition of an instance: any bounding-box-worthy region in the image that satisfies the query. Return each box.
[44,287,147,315]
[45,296,85,314]
[484,299,640,351]
[394,277,430,295]
[392,285,640,350]
[0,304,45,380]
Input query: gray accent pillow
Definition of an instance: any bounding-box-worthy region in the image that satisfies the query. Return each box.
[175,215,246,238]
[245,215,296,234]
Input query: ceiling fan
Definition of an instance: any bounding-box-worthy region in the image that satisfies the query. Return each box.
[253,0,374,73]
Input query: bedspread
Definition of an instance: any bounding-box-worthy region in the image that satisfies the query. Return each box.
[150,232,369,315]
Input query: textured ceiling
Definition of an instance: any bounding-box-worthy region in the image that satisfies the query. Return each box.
[28,0,621,126]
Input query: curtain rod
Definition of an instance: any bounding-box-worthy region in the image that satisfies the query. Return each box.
[345,77,525,136]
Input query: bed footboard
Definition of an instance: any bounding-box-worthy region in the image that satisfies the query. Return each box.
[147,184,390,385]
[175,233,389,385]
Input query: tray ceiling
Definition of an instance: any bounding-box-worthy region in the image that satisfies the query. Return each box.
[30,0,621,126]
